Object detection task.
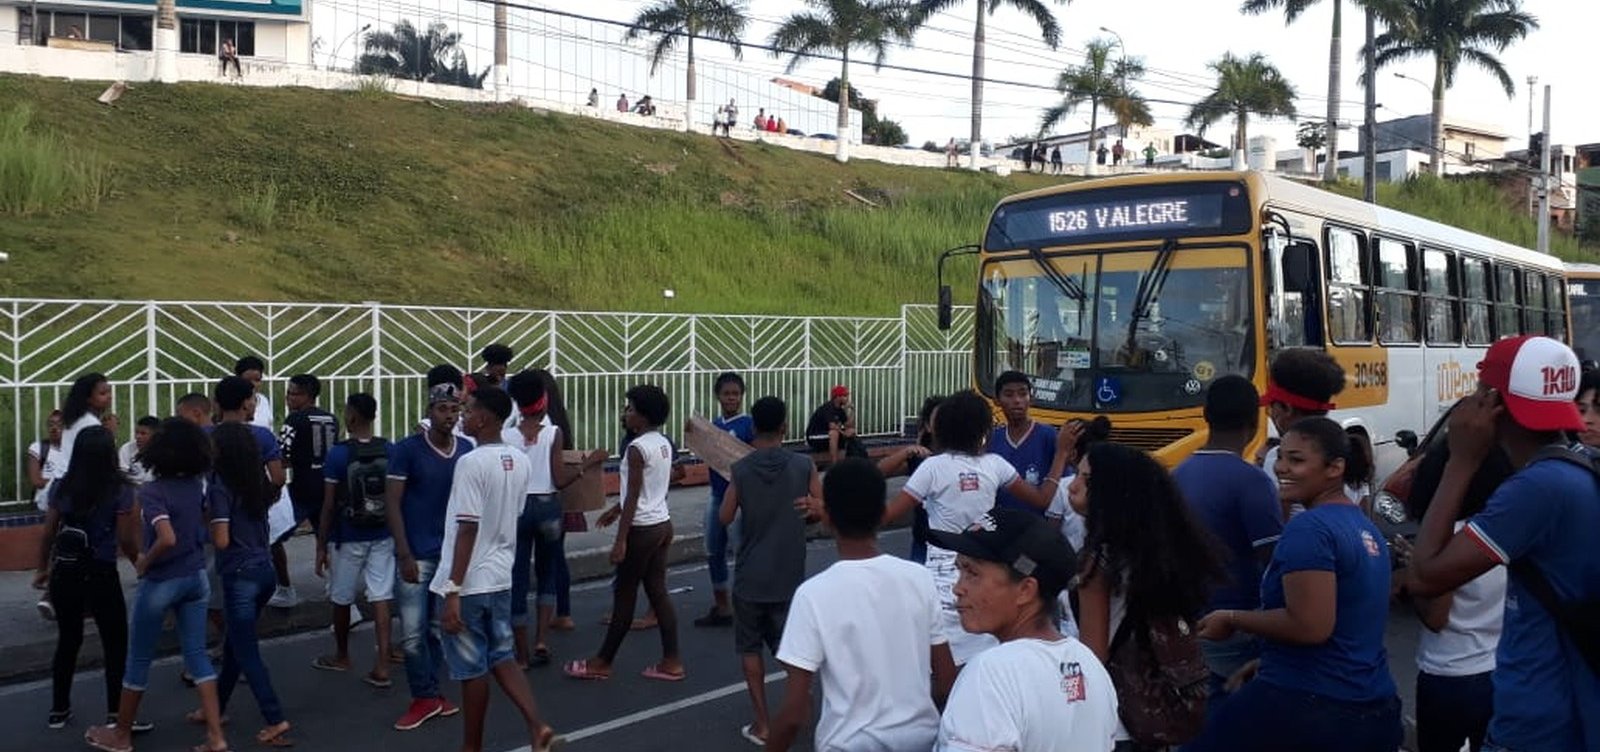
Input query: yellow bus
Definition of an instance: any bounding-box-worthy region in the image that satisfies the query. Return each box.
[938,171,1570,479]
[1566,262,1600,364]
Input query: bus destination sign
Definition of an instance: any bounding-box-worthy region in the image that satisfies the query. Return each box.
[985,182,1249,250]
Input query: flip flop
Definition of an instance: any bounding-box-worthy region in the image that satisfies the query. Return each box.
[310,656,348,672]
[256,722,293,748]
[363,672,392,689]
[740,724,766,746]
[84,728,132,752]
[535,724,564,751]
[531,646,552,667]
[562,660,610,681]
[641,664,686,682]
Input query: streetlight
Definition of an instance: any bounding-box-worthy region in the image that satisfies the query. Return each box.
[1393,72,1431,97]
[329,23,371,71]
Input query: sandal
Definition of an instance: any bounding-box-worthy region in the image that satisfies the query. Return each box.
[310,656,348,672]
[641,664,686,682]
[256,722,292,748]
[535,724,563,751]
[363,672,392,689]
[84,726,133,752]
[562,659,610,681]
[531,645,552,667]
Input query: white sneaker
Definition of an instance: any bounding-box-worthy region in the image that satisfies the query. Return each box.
[36,598,55,622]
[268,586,298,608]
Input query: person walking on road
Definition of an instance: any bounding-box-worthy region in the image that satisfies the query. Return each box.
[433,387,559,752]
[88,418,229,752]
[388,383,472,730]
[718,396,820,745]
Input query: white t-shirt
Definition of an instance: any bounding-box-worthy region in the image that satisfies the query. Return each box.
[938,637,1120,752]
[58,413,101,476]
[503,416,557,495]
[904,452,1019,664]
[118,440,153,485]
[621,431,673,527]
[1418,522,1506,677]
[1045,489,1086,638]
[28,440,66,509]
[777,554,946,752]
[430,442,532,597]
[252,393,274,430]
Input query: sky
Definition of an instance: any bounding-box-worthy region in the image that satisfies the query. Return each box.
[562,0,1595,150]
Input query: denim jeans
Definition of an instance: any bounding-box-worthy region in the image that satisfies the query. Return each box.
[1187,678,1402,752]
[125,570,214,691]
[1416,671,1493,752]
[217,563,284,725]
[705,490,732,591]
[396,558,444,700]
[513,494,566,625]
[439,590,514,681]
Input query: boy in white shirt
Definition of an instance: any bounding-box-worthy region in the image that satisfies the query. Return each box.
[431,387,557,752]
[767,458,957,752]
[931,508,1119,752]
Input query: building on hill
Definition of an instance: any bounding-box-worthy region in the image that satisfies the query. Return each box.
[1360,114,1510,176]
[4,0,309,64]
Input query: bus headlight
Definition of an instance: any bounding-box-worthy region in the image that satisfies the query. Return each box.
[1372,491,1408,526]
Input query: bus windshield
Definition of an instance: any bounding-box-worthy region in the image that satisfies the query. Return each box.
[977,246,1254,412]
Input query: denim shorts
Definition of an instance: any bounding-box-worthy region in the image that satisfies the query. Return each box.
[329,538,395,606]
[439,589,514,681]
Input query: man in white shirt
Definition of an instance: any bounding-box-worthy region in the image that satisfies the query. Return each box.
[235,355,274,429]
[930,508,1119,752]
[431,387,557,752]
[768,458,957,752]
[118,415,158,485]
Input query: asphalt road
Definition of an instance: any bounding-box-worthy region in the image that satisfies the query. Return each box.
[0,527,1425,752]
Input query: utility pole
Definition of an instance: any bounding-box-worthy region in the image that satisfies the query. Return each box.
[1362,7,1377,203]
[1527,75,1538,217]
[1537,84,1552,255]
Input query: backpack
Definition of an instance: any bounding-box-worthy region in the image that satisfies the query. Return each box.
[1105,613,1209,746]
[1509,445,1600,676]
[340,439,390,529]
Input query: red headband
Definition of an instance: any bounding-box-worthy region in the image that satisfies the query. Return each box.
[1261,382,1336,412]
[518,394,548,417]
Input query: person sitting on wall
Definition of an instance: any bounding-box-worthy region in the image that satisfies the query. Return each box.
[219,37,242,78]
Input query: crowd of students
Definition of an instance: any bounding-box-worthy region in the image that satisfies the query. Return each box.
[25,334,1600,752]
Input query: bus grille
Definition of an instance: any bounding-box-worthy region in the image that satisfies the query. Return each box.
[1108,427,1194,451]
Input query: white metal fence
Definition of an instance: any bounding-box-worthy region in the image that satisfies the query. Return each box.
[1,299,974,509]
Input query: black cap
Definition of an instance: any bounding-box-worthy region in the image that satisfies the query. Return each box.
[926,508,1077,599]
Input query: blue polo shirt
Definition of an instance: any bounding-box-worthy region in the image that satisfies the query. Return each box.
[387,433,473,560]
[138,477,210,582]
[709,414,755,501]
[1464,458,1600,751]
[1174,451,1283,612]
[207,477,272,574]
[988,422,1057,514]
[1257,502,1396,703]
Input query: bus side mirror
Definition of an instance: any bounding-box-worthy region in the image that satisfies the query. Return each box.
[937,285,953,330]
[1281,241,1316,293]
[1396,429,1420,456]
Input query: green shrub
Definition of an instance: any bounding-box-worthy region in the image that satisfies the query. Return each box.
[0,104,109,215]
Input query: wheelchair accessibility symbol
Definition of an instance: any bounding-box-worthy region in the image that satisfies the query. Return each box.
[1095,377,1123,406]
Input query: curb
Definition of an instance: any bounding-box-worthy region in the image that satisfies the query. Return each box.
[0,534,709,685]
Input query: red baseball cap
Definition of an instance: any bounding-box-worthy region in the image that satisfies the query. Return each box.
[830,385,849,399]
[1477,335,1584,432]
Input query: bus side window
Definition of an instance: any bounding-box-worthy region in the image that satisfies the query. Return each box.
[1326,227,1372,344]
[1422,248,1461,344]
[1494,264,1522,338]
[1374,237,1419,344]
[1547,276,1568,342]
[1461,257,1493,345]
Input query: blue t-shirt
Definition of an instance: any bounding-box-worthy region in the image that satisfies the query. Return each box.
[138,477,210,582]
[51,484,135,565]
[1257,502,1396,703]
[1464,458,1600,751]
[709,414,755,500]
[1173,451,1283,612]
[323,439,393,544]
[205,422,282,466]
[207,476,272,574]
[988,422,1057,514]
[388,433,473,560]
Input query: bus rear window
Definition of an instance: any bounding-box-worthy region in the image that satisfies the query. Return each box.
[984,181,1253,250]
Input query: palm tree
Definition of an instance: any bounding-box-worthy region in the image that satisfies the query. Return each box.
[1367,0,1537,176]
[769,0,916,163]
[624,0,750,129]
[915,0,1067,170]
[358,21,489,89]
[1039,39,1148,172]
[1241,0,1354,182]
[1185,53,1298,166]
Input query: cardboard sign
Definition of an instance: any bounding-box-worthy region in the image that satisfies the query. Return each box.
[558,451,605,512]
[683,415,754,482]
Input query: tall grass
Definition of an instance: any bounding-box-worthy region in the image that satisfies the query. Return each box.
[232,181,281,231]
[0,104,109,215]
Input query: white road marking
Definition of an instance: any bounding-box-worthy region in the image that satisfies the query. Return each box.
[499,672,784,750]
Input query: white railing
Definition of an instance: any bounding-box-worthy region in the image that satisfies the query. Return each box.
[1,299,974,509]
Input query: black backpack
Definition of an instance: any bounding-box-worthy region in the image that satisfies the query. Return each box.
[340,439,390,529]
[1513,445,1600,676]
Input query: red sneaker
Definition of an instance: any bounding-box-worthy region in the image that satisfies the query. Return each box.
[394,698,443,731]
[436,699,460,718]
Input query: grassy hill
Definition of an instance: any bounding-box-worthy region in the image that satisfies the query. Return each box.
[0,73,1588,315]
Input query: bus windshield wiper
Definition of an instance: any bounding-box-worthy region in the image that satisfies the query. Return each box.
[1122,238,1179,363]
[1028,245,1086,304]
